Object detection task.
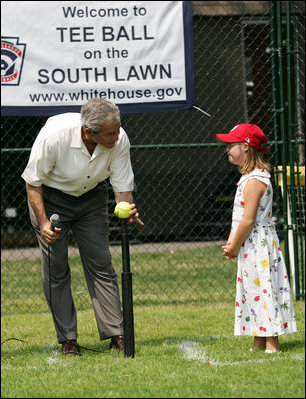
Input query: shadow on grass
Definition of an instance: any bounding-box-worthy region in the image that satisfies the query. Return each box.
[2,337,304,361]
[133,334,305,353]
[280,338,305,352]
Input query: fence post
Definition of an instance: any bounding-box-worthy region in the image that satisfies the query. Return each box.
[285,1,301,299]
[291,2,305,300]
[271,1,291,281]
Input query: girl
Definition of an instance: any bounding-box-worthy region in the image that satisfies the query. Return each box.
[216,124,297,353]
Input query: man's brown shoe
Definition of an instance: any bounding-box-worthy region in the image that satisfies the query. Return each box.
[61,339,81,356]
[110,335,124,351]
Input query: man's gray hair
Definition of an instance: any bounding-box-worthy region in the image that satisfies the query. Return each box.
[81,98,121,134]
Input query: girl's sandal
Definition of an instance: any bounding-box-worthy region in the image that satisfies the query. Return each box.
[265,349,281,353]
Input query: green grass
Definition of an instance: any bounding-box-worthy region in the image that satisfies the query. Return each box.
[2,244,305,397]
[2,244,236,313]
[1,301,305,398]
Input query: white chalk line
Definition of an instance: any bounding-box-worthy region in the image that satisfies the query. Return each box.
[175,340,304,367]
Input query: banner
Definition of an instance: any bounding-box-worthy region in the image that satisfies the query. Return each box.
[1,1,194,115]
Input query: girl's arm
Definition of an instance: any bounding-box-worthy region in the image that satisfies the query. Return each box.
[222,229,234,259]
[223,179,267,259]
[227,229,234,245]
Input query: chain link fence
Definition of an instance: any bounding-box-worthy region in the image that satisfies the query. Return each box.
[1,1,305,314]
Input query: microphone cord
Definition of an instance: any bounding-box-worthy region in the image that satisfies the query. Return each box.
[2,215,106,353]
[1,338,27,345]
[1,246,106,353]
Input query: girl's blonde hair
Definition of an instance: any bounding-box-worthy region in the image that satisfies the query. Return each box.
[239,145,271,174]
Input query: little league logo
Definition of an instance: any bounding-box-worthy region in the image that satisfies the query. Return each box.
[1,37,26,85]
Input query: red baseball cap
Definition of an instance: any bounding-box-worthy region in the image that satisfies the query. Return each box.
[215,124,269,154]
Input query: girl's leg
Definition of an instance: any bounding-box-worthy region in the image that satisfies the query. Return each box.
[252,336,266,350]
[265,336,280,352]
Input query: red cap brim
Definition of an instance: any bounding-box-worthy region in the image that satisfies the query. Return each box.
[215,133,240,143]
[216,133,270,154]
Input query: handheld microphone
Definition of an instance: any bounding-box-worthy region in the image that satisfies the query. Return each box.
[50,213,60,231]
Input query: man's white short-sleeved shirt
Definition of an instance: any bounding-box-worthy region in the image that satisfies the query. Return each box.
[21,113,134,196]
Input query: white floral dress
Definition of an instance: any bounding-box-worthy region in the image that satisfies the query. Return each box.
[232,169,297,337]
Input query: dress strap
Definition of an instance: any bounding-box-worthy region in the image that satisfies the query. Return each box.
[237,169,271,186]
